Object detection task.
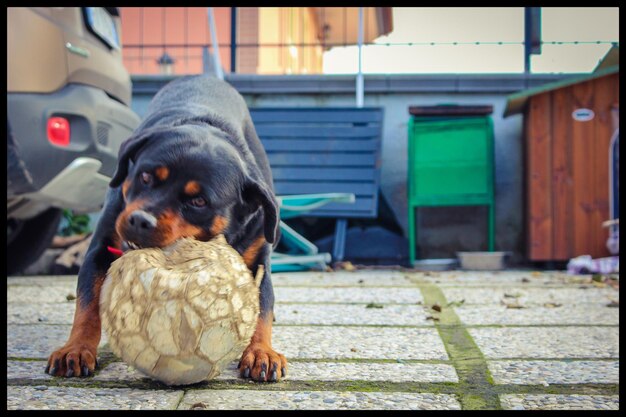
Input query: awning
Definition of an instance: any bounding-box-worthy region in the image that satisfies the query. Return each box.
[313,7,393,49]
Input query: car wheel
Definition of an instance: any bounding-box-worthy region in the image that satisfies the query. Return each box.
[7,208,63,275]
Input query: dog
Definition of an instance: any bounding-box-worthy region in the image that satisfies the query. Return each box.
[46,75,287,382]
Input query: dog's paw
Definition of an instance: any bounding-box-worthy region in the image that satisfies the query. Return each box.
[238,342,287,382]
[46,342,98,377]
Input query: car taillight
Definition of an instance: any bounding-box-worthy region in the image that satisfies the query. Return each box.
[47,117,70,147]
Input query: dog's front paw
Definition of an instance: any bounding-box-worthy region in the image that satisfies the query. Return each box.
[238,342,287,382]
[46,342,98,377]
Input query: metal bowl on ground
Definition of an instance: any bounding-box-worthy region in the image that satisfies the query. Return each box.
[412,258,459,271]
[456,251,508,271]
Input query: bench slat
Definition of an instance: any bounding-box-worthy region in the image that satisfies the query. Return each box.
[255,125,380,138]
[250,108,383,123]
[274,181,377,196]
[271,167,377,181]
[262,139,378,152]
[267,153,376,167]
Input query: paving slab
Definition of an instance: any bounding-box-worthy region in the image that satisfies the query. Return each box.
[422,271,590,286]
[9,300,430,328]
[7,324,108,359]
[12,293,617,327]
[93,360,459,383]
[275,361,458,383]
[178,389,462,410]
[7,284,78,304]
[272,326,448,360]
[7,275,78,286]
[6,386,183,410]
[6,270,619,410]
[469,327,619,359]
[500,394,619,410]
[9,303,76,325]
[275,304,433,326]
[274,286,424,304]
[272,271,414,287]
[455,305,619,326]
[488,360,619,385]
[441,286,619,305]
[7,360,53,380]
[92,361,150,382]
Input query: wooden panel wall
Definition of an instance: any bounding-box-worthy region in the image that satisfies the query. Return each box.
[527,93,553,259]
[591,75,619,256]
[571,78,596,259]
[526,73,619,261]
[551,87,573,259]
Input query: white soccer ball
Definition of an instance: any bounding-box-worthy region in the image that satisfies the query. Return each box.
[100,235,262,386]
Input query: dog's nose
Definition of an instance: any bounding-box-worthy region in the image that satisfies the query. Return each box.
[127,210,157,232]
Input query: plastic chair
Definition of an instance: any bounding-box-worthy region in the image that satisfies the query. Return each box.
[272,193,355,272]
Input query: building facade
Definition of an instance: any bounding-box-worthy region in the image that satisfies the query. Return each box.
[119,7,392,75]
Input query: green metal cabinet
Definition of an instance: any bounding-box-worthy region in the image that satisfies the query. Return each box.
[407,106,495,264]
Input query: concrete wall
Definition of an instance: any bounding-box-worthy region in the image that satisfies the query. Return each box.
[130,74,576,263]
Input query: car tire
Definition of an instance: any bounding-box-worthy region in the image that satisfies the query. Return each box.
[7,208,63,275]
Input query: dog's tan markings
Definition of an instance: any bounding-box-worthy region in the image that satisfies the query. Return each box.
[157,209,204,246]
[46,272,105,376]
[238,313,288,382]
[210,215,230,236]
[155,166,169,181]
[242,236,266,269]
[209,214,229,236]
[122,180,131,200]
[184,181,201,196]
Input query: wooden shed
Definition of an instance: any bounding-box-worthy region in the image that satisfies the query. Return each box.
[504,58,619,262]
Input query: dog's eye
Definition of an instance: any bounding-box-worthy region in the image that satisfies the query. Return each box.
[140,172,153,185]
[189,196,207,208]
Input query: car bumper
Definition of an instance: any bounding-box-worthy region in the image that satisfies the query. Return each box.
[7,83,140,214]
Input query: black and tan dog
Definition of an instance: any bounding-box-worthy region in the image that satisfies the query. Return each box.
[46,75,287,382]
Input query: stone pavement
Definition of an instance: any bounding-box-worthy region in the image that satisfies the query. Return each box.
[6,269,620,410]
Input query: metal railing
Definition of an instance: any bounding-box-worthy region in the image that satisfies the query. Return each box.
[122,40,619,76]
[119,7,617,76]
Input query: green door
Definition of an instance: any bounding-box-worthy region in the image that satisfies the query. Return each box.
[408,116,495,263]
[409,117,494,206]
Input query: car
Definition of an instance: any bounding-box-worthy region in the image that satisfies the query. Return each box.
[7,7,141,275]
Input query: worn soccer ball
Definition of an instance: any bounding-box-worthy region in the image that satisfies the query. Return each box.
[100,235,262,386]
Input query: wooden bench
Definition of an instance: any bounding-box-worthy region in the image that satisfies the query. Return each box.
[249,107,384,261]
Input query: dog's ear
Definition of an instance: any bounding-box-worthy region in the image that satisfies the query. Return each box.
[242,179,280,244]
[109,134,150,188]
